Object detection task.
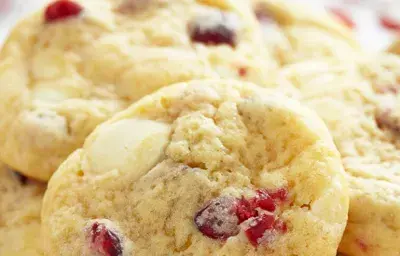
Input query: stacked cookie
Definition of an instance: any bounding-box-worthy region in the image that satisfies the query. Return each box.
[277,54,400,256]
[0,0,396,255]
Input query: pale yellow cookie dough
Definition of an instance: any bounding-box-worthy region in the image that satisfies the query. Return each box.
[252,0,360,65]
[0,0,277,181]
[278,54,400,256]
[387,39,400,56]
[42,79,349,256]
[0,163,46,256]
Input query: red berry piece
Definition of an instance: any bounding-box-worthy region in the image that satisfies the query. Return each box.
[245,214,275,247]
[194,196,240,240]
[245,214,287,247]
[329,8,355,29]
[237,67,248,77]
[45,0,83,23]
[254,190,276,212]
[188,11,238,47]
[236,197,257,223]
[268,188,288,202]
[195,188,289,244]
[88,222,123,256]
[380,15,400,32]
[274,219,287,233]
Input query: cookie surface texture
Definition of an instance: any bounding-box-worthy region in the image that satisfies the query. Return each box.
[0,0,275,181]
[0,164,46,255]
[278,55,400,256]
[252,0,359,65]
[42,79,349,256]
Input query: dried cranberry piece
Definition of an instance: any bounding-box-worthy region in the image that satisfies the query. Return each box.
[188,11,238,47]
[254,190,276,212]
[245,214,275,247]
[268,188,288,201]
[237,67,248,77]
[194,188,289,243]
[245,214,287,247]
[194,196,240,240]
[329,8,355,29]
[89,222,123,256]
[274,219,287,233]
[380,15,400,32]
[45,0,83,23]
[236,197,257,223]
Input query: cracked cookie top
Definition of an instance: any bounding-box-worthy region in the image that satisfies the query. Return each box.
[42,79,348,256]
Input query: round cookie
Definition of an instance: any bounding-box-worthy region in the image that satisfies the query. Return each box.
[278,55,400,256]
[251,0,360,65]
[42,79,349,256]
[0,164,46,255]
[0,0,276,181]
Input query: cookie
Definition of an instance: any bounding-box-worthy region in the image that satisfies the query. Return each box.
[278,55,400,256]
[42,79,349,256]
[0,0,277,181]
[387,39,400,55]
[0,163,46,255]
[252,0,359,65]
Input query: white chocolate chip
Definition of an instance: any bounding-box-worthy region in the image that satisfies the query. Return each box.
[85,119,171,178]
